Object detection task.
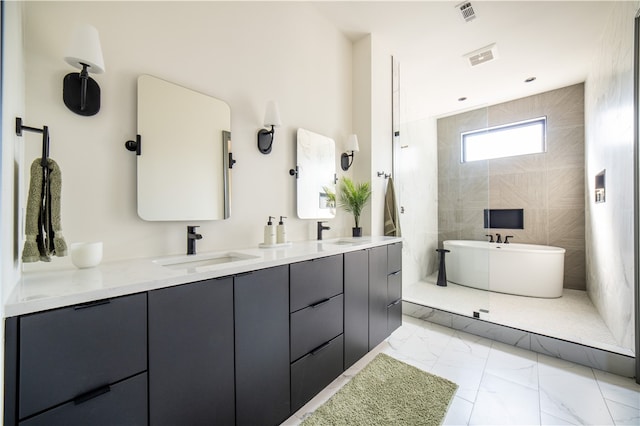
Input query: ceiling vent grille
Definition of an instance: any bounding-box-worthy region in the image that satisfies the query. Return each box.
[456,2,476,22]
[463,43,498,67]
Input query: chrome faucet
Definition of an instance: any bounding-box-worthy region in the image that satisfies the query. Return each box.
[317,221,330,240]
[187,226,202,255]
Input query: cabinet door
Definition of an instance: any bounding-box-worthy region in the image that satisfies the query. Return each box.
[148,278,235,426]
[344,249,369,369]
[18,294,147,420]
[235,266,290,426]
[369,245,389,350]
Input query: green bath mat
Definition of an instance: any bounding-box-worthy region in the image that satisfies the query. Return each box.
[301,353,458,426]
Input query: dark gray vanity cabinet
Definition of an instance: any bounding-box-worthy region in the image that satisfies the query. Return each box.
[387,242,403,334]
[5,293,148,426]
[368,243,403,349]
[368,245,389,350]
[290,255,345,412]
[344,249,370,369]
[148,277,235,426]
[234,266,290,426]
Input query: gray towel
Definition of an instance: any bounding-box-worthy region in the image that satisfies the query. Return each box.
[384,177,401,237]
[22,158,67,262]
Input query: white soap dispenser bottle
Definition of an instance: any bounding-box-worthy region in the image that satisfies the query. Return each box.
[276,216,287,244]
[264,216,276,245]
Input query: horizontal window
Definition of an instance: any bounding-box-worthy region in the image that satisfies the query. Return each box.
[461,117,547,163]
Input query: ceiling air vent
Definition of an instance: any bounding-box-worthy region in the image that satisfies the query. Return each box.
[463,43,498,67]
[456,2,476,22]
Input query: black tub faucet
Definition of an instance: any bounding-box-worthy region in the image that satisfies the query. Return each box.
[187,226,203,255]
[495,233,502,243]
[485,234,494,243]
[504,235,514,244]
[317,221,330,240]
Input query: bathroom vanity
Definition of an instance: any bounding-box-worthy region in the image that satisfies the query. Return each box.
[3,237,402,426]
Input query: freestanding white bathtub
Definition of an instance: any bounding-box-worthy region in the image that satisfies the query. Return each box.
[442,240,565,298]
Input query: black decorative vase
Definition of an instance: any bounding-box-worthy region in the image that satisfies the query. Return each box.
[352,227,362,237]
[435,248,450,287]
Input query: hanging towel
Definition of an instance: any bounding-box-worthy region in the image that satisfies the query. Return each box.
[384,176,401,237]
[22,158,67,262]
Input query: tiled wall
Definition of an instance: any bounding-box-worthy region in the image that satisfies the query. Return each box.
[437,84,585,290]
[584,1,637,351]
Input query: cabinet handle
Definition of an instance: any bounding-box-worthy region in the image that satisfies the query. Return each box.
[74,385,111,405]
[387,299,402,308]
[310,340,332,355]
[389,271,401,276]
[310,298,331,308]
[73,299,111,310]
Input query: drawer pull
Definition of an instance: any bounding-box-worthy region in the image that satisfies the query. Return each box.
[73,299,111,310]
[310,298,331,309]
[387,299,402,308]
[389,270,401,276]
[74,385,111,405]
[310,340,332,356]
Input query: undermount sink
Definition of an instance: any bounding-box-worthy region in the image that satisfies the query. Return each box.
[153,252,259,270]
[323,238,371,246]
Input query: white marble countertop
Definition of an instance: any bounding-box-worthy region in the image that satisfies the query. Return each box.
[5,236,402,317]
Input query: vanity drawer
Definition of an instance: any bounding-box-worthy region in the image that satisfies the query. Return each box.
[388,242,402,274]
[290,294,343,361]
[387,299,403,335]
[291,334,344,412]
[290,255,343,312]
[18,293,147,419]
[19,372,148,426]
[388,270,402,304]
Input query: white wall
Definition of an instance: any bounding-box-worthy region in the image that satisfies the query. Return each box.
[585,1,639,350]
[20,1,356,267]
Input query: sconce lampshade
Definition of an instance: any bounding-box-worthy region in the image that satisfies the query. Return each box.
[346,134,360,153]
[64,24,105,74]
[263,101,282,127]
[63,24,105,116]
[341,134,360,171]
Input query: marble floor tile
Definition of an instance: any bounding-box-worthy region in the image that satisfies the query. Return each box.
[470,373,541,425]
[538,355,615,424]
[281,316,639,426]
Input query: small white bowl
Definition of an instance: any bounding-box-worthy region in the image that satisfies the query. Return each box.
[70,242,103,269]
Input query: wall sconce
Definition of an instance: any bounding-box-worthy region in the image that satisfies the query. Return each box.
[341,134,360,171]
[62,24,105,116]
[257,101,282,154]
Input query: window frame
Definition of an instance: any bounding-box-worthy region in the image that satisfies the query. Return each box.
[460,116,547,163]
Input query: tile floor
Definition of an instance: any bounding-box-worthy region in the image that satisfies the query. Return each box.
[283,316,640,425]
[404,274,632,355]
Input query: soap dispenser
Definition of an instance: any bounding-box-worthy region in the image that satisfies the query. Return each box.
[264,216,276,245]
[277,216,287,244]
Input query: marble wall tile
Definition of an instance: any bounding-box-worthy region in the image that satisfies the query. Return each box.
[584,0,636,352]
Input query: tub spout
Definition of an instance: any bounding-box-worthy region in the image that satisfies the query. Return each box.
[495,233,502,243]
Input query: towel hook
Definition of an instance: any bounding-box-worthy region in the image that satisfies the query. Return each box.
[377,171,390,179]
[16,117,50,167]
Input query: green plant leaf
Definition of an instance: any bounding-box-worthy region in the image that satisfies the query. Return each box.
[338,177,372,228]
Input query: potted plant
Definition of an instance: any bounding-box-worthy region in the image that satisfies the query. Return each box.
[338,177,372,237]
